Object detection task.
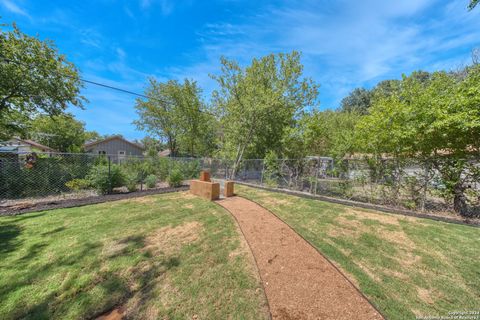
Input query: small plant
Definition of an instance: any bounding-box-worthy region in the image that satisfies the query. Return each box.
[402,199,417,210]
[65,179,90,191]
[145,174,157,188]
[87,164,125,195]
[338,180,353,198]
[167,169,183,187]
[180,160,201,179]
[263,150,280,187]
[402,176,423,208]
[125,173,138,192]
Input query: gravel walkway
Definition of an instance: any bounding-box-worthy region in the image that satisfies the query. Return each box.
[217,196,384,320]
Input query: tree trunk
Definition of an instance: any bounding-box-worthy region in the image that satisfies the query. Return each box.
[453,182,469,217]
[168,136,177,157]
[230,142,247,180]
[229,125,255,180]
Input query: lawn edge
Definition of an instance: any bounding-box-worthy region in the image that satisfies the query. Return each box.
[214,200,273,320]
[235,181,480,228]
[235,194,387,320]
[0,186,189,216]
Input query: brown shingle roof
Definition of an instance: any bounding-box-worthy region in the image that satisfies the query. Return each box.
[9,138,57,152]
[84,135,145,150]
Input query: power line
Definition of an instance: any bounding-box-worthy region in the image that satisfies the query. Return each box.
[0,55,215,116]
[0,55,153,101]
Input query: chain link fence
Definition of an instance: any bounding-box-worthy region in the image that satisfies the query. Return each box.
[0,152,203,207]
[2,151,479,216]
[205,157,480,216]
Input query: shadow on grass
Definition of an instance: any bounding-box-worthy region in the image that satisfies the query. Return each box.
[0,223,22,254]
[2,232,182,320]
[41,226,66,236]
[17,242,49,261]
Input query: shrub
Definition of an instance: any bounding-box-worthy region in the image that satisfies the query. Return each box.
[124,172,138,192]
[65,179,90,191]
[145,174,157,188]
[167,169,183,187]
[180,160,201,179]
[87,164,125,195]
[263,151,280,187]
[155,158,170,180]
[338,180,353,198]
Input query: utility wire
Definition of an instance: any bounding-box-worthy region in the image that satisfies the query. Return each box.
[0,55,152,101]
[0,55,215,116]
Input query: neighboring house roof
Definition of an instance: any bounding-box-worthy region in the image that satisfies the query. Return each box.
[158,149,171,157]
[84,135,145,151]
[0,146,19,152]
[1,138,57,152]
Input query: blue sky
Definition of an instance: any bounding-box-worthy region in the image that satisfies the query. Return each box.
[2,0,480,140]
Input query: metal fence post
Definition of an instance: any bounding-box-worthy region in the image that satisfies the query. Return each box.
[260,160,265,185]
[108,156,112,194]
[421,161,429,212]
[314,158,319,195]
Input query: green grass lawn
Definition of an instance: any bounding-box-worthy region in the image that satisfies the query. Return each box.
[237,185,480,320]
[0,192,268,320]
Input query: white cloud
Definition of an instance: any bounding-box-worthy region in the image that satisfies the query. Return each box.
[79,29,103,48]
[116,48,126,60]
[1,0,30,17]
[173,0,480,108]
[140,0,174,15]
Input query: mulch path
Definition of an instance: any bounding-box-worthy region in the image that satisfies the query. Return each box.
[217,196,384,320]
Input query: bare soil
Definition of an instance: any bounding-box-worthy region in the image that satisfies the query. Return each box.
[96,307,125,320]
[217,196,384,320]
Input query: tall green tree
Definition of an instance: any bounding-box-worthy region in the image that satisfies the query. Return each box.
[371,79,401,99]
[134,78,213,157]
[0,22,85,139]
[211,51,318,177]
[29,114,88,152]
[84,130,102,143]
[136,136,165,157]
[355,66,480,216]
[339,88,372,114]
[176,79,216,156]
[469,0,479,10]
[302,110,360,158]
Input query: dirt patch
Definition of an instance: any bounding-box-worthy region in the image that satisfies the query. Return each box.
[417,287,434,304]
[122,280,164,320]
[144,221,202,255]
[396,251,422,268]
[178,192,198,200]
[258,196,293,207]
[357,262,382,282]
[380,229,416,249]
[345,208,404,226]
[328,216,363,239]
[123,197,158,204]
[217,196,383,320]
[96,306,125,320]
[103,242,129,258]
[382,269,409,280]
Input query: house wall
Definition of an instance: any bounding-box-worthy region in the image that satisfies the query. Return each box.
[1,139,51,154]
[85,138,144,162]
